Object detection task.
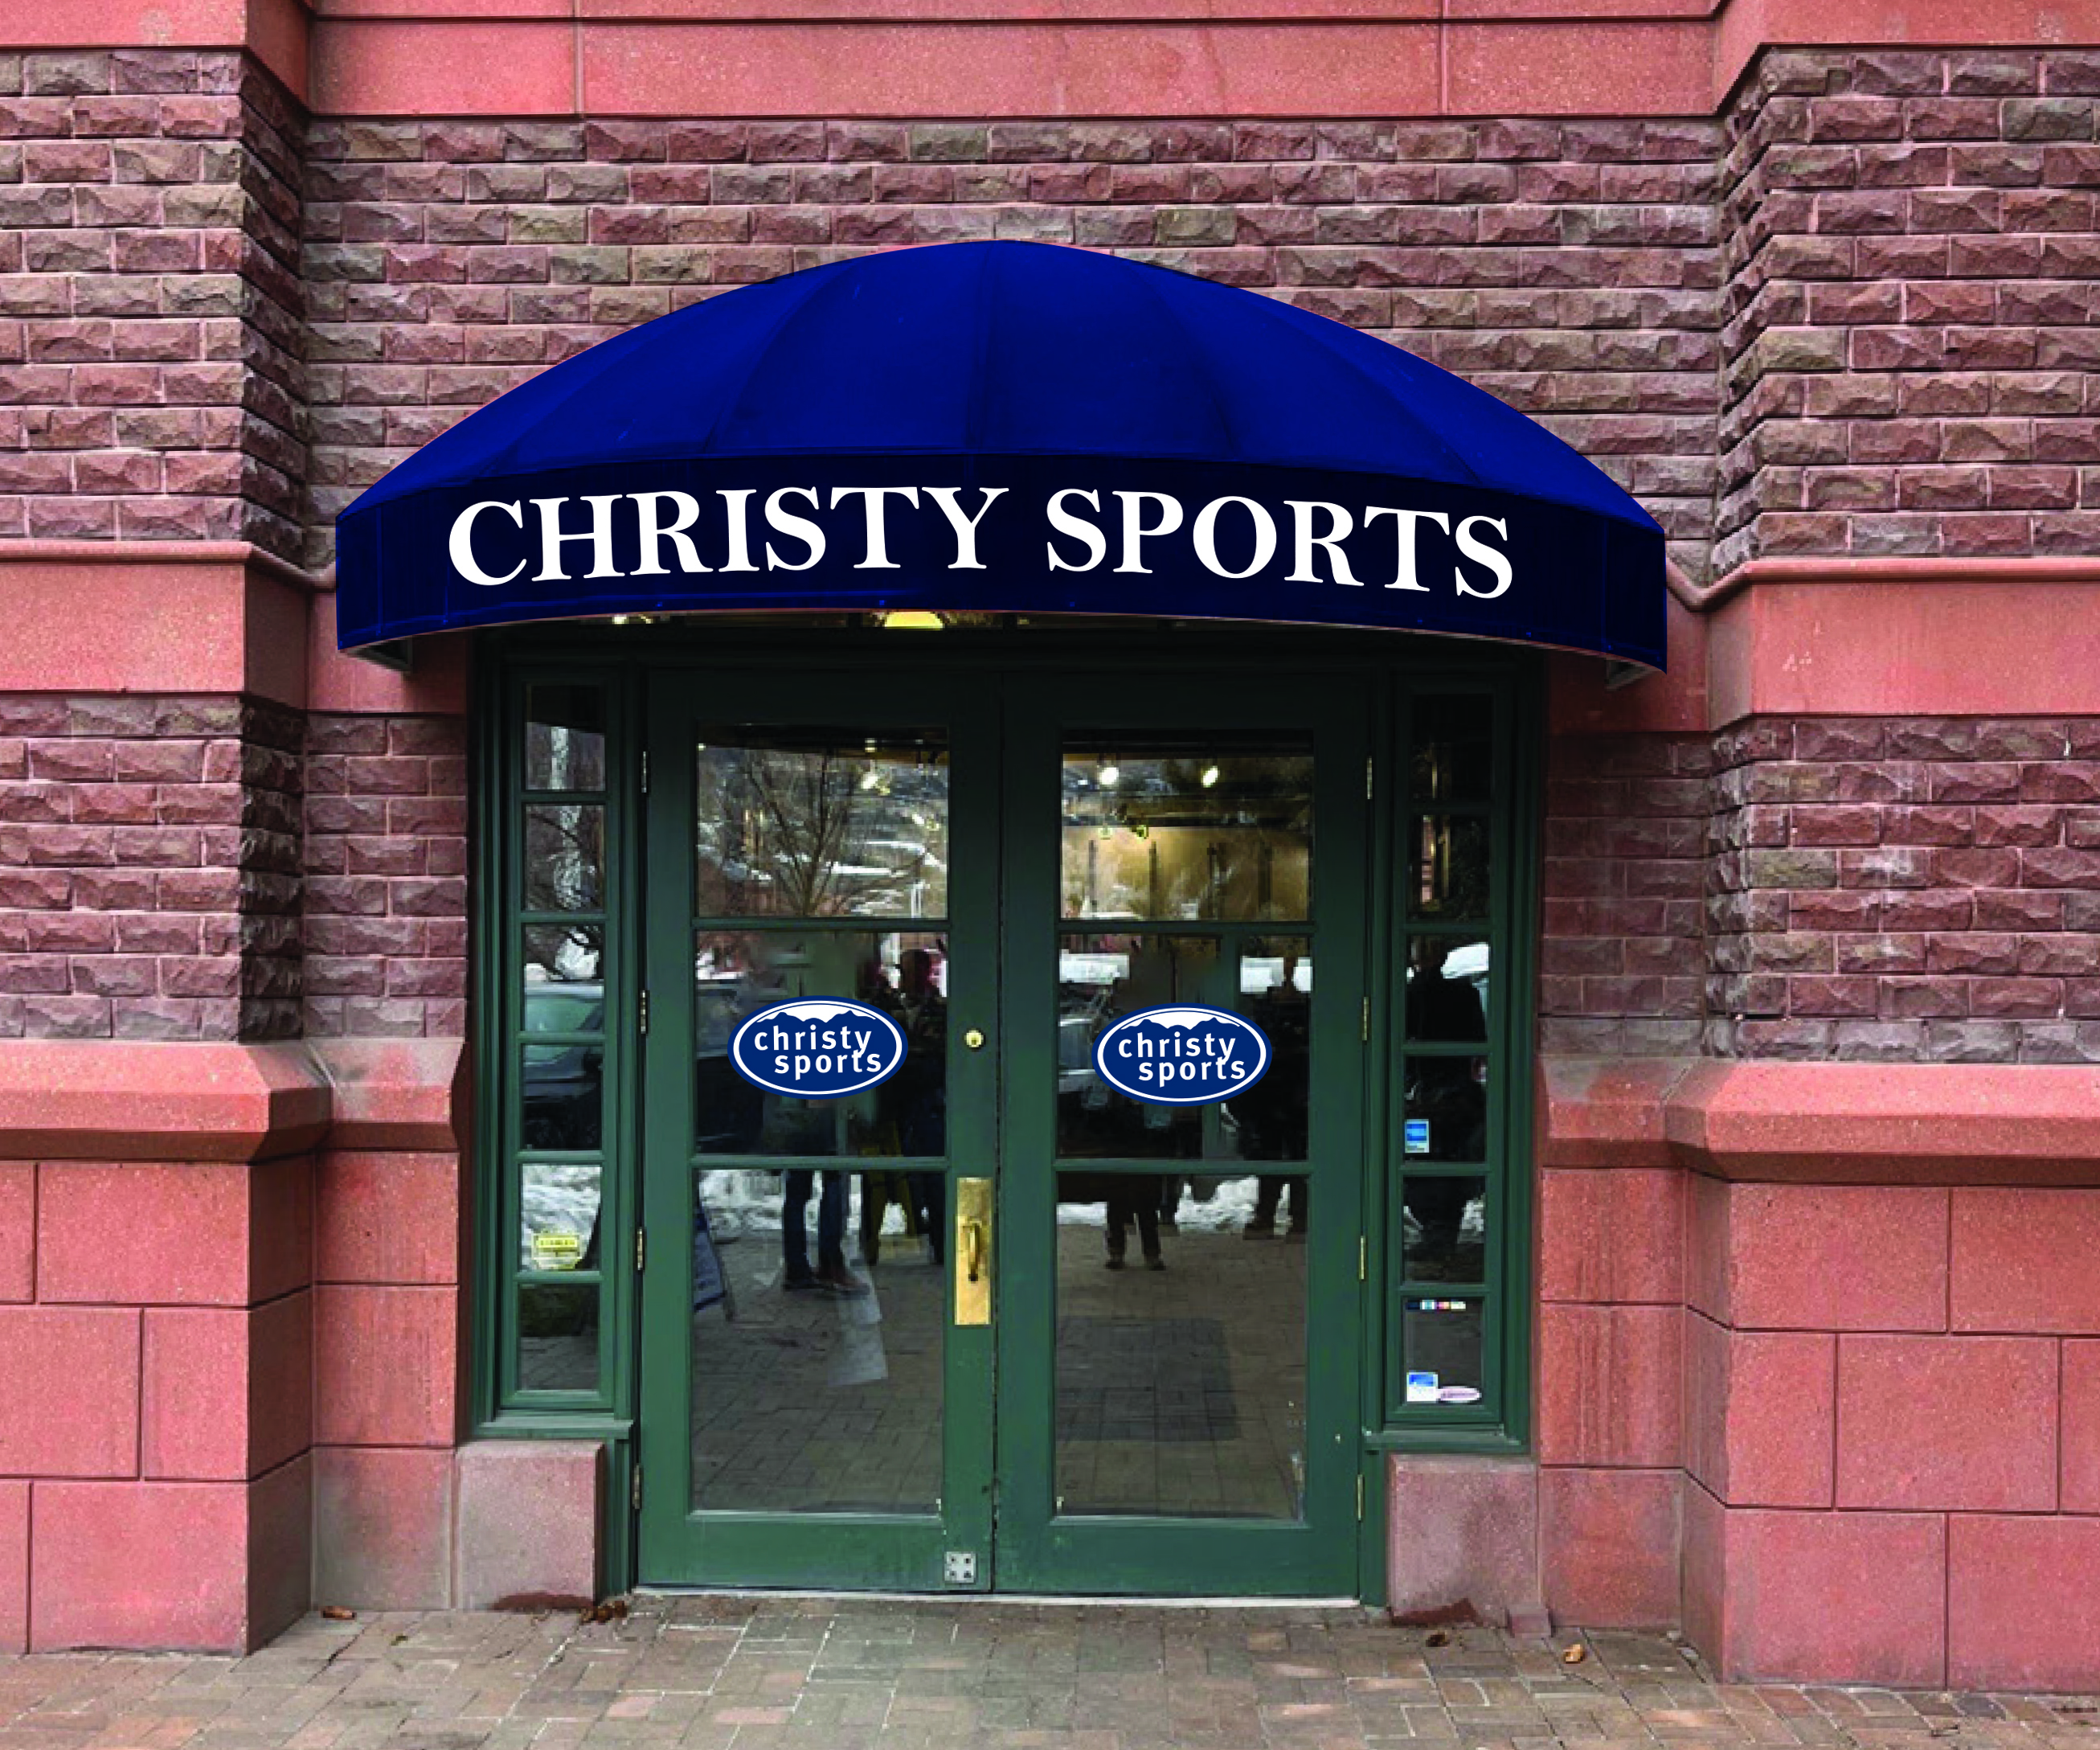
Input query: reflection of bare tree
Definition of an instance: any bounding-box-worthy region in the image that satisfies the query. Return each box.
[524,806,606,980]
[698,745,942,918]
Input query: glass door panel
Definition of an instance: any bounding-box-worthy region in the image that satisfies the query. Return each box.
[1052,1169,1312,1522]
[996,678,1368,1596]
[638,682,999,1590]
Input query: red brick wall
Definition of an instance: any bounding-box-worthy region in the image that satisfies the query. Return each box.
[0,51,306,557]
[304,714,469,1039]
[299,114,1723,581]
[1709,715,2100,1061]
[1718,48,2100,572]
[1540,732,1711,1058]
[0,695,302,1042]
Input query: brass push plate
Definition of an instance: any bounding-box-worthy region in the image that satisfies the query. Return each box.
[955,1176,992,1326]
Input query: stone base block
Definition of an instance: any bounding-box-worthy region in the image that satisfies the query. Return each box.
[1387,1454,1537,1629]
[455,1439,604,1610]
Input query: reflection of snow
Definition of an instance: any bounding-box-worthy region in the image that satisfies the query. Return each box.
[1125,1006,1236,1029]
[758,1000,861,1023]
[521,1166,600,1267]
[688,1170,1477,1252]
[1241,957,1312,994]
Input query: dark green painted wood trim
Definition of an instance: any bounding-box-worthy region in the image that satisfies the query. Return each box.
[991,669,1369,1597]
[632,669,1004,1592]
[470,626,1548,1606]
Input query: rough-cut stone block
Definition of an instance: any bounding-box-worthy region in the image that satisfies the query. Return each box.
[1537,1305,1682,1467]
[0,1305,138,1477]
[313,1445,453,1612]
[141,1293,311,1481]
[454,1440,604,1609]
[1387,1455,1536,1628]
[1685,1318,1835,1507]
[1723,1183,1949,1331]
[1951,1186,2100,1331]
[1699,1506,1946,1686]
[313,1284,458,1447]
[33,1480,255,1651]
[1949,1516,2100,1691]
[1539,1467,1679,1629]
[1537,1167,1683,1305]
[2066,1341,2100,1513]
[37,1157,310,1306]
[317,1150,461,1285]
[0,1482,24,1654]
[0,1165,29,1301]
[1836,1334,2057,1510]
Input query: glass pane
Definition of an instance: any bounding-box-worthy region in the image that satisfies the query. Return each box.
[1235,938,1312,1163]
[522,922,602,997]
[695,929,948,1157]
[1402,1059,1486,1164]
[690,1168,944,1514]
[1401,1295,1485,1408]
[525,683,606,792]
[696,730,948,918]
[521,1161,602,1273]
[1411,695,1492,803]
[524,804,605,912]
[522,1036,602,1151]
[1056,934,1222,1160]
[1409,814,1488,920]
[1402,1174,1486,1285]
[1054,1170,1307,1519]
[519,1281,598,1392]
[1061,737,1313,921]
[1056,936,1316,1163]
[1405,935,1490,1039]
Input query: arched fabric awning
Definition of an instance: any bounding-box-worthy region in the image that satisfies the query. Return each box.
[337,240,1665,667]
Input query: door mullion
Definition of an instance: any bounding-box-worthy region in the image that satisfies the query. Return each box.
[634,678,700,1576]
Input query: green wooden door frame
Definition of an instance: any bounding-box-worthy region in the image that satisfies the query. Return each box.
[467,625,1542,1602]
[633,665,1002,1590]
[990,670,1371,1597]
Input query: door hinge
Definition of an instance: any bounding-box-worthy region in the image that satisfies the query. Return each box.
[631,1465,643,1511]
[639,988,649,1035]
[1365,755,1373,799]
[1356,1473,1365,1522]
[1361,996,1370,1041]
[641,748,649,794]
[1359,1235,1367,1282]
[636,1228,646,1273]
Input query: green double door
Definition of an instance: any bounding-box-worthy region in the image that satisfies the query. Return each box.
[636,663,1369,1595]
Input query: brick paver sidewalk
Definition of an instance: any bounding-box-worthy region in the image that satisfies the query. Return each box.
[2,1600,2098,1750]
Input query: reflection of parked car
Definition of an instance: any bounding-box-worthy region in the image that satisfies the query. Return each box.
[522,982,604,1150]
[1057,1013,1096,1097]
[695,980,759,1153]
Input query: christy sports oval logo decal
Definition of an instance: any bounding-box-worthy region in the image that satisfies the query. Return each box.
[1091,1005,1271,1106]
[729,998,907,1099]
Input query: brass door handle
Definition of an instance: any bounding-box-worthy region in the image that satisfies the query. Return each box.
[955,1177,992,1326]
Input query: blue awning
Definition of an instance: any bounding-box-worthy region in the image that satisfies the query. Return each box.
[337,240,1664,666]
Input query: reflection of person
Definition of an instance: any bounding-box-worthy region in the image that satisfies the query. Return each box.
[1107,1178,1165,1270]
[783,1170,866,1297]
[1405,940,1488,1250]
[871,946,947,1264]
[1238,953,1310,1237]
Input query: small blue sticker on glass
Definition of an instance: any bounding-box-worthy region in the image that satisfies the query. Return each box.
[1403,1117,1431,1154]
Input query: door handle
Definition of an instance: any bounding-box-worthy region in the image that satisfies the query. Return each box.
[955,1176,992,1326]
